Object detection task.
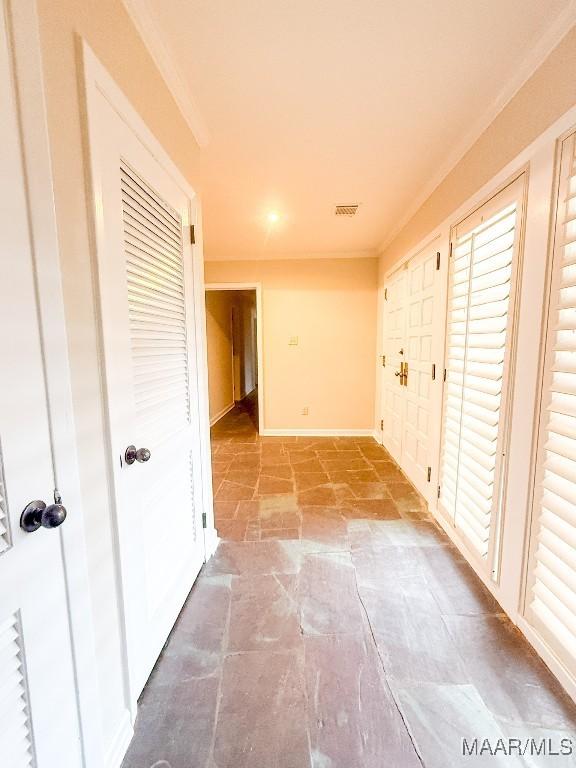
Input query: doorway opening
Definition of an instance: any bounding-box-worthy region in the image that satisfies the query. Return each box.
[205,283,263,434]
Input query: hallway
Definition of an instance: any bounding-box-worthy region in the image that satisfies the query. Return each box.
[121,404,576,767]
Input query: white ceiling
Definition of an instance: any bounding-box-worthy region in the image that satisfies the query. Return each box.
[131,0,574,260]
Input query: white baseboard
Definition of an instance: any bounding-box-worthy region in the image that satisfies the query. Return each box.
[105,709,133,768]
[204,527,219,559]
[372,429,382,443]
[516,616,576,704]
[209,402,235,426]
[259,428,375,437]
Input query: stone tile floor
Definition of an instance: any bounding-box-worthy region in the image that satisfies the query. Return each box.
[122,404,576,768]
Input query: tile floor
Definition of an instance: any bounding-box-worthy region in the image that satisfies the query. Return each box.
[122,403,576,768]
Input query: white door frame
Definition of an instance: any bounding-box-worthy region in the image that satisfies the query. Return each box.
[81,41,217,717]
[6,1,103,766]
[205,282,265,434]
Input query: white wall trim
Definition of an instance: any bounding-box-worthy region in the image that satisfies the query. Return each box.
[260,428,375,437]
[121,0,210,147]
[203,526,219,560]
[379,1,576,254]
[210,402,235,426]
[205,249,378,262]
[104,710,133,768]
[516,617,576,704]
[7,2,105,766]
[205,282,264,435]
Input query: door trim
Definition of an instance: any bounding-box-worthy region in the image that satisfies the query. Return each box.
[6,2,103,766]
[205,282,265,435]
[81,41,216,718]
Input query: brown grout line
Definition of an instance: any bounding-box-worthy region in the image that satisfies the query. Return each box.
[352,567,426,768]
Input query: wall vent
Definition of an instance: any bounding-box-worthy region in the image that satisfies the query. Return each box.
[335,205,359,216]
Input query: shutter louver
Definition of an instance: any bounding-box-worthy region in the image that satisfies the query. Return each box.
[121,161,191,447]
[0,444,10,554]
[440,185,522,561]
[0,613,35,767]
[529,132,576,665]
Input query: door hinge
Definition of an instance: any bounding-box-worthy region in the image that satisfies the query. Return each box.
[432,363,436,381]
[443,368,447,382]
[427,466,432,482]
[436,251,441,270]
[437,485,441,499]
[384,288,388,301]
[380,418,384,430]
[381,354,386,367]
[190,224,195,244]
[202,511,207,528]
[448,241,453,258]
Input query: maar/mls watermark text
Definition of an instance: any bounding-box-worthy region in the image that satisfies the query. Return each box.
[462,737,574,758]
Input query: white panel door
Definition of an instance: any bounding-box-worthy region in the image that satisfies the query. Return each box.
[381,270,406,464]
[0,8,81,766]
[402,250,436,493]
[90,89,206,701]
[381,251,439,498]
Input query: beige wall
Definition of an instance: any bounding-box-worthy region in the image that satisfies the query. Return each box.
[381,26,576,272]
[205,291,234,422]
[36,0,203,755]
[205,258,378,431]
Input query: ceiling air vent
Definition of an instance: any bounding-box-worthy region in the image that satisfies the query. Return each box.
[335,204,359,216]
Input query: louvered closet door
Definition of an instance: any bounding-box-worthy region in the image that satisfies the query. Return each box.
[92,90,206,701]
[526,131,576,670]
[0,7,81,765]
[439,177,524,568]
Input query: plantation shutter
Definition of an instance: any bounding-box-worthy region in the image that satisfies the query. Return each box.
[440,178,524,563]
[528,131,576,666]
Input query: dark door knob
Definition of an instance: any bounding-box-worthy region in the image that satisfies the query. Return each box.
[125,445,151,465]
[20,498,67,532]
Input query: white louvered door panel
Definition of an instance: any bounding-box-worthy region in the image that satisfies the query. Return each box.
[92,91,206,703]
[0,7,81,765]
[526,131,576,671]
[439,178,524,569]
[0,614,34,767]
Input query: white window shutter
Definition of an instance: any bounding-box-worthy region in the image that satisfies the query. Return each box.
[527,131,576,667]
[439,178,524,566]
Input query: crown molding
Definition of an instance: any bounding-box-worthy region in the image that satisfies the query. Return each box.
[122,0,210,147]
[204,248,378,262]
[379,2,576,254]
